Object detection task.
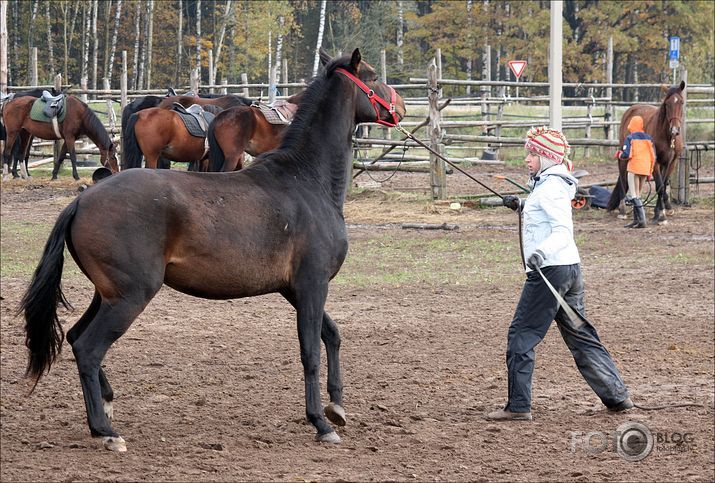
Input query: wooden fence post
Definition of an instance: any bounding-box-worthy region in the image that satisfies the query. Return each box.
[282,58,288,96]
[268,65,276,103]
[81,76,88,102]
[30,47,38,86]
[606,35,614,141]
[190,68,199,93]
[208,50,214,93]
[585,87,593,158]
[428,59,446,200]
[120,51,128,111]
[674,67,689,204]
[241,73,249,98]
[221,78,228,95]
[495,85,506,158]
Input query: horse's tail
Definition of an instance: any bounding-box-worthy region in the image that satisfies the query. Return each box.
[606,158,628,211]
[122,113,143,169]
[18,197,79,390]
[207,121,225,172]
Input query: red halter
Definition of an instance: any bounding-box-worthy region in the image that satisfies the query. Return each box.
[335,68,399,127]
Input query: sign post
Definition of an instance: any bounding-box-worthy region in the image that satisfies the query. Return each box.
[508,60,527,99]
[669,36,680,83]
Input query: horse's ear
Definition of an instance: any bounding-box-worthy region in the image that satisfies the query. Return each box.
[350,49,361,72]
[679,80,686,91]
[319,48,332,67]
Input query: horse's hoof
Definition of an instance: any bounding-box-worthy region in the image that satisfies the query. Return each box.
[103,400,114,420]
[51,176,58,181]
[102,436,127,452]
[666,209,675,216]
[617,214,628,220]
[315,431,341,444]
[324,403,346,427]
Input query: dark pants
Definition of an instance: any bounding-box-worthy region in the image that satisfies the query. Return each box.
[505,264,629,412]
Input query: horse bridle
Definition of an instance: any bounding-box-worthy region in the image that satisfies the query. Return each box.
[335,68,399,127]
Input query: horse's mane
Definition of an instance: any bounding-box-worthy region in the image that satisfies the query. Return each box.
[78,98,113,149]
[280,54,355,151]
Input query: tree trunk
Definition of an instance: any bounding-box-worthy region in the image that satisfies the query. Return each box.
[175,0,183,86]
[132,0,141,90]
[1,0,7,93]
[46,0,54,81]
[91,0,98,91]
[212,0,232,84]
[145,0,154,89]
[138,0,149,90]
[62,1,68,83]
[274,15,284,85]
[81,1,90,85]
[68,0,80,82]
[107,0,122,86]
[196,0,202,73]
[466,0,473,95]
[396,0,404,66]
[312,0,327,77]
[103,0,112,78]
[27,0,38,84]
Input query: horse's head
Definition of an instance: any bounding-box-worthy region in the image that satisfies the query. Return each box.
[660,80,685,139]
[322,48,406,127]
[104,142,120,173]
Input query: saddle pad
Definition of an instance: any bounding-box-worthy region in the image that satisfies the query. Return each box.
[255,102,292,125]
[175,110,206,138]
[30,97,67,123]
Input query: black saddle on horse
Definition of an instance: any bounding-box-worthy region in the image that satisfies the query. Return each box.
[41,90,66,119]
[171,103,216,137]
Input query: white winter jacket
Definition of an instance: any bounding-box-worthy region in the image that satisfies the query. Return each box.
[522,164,581,272]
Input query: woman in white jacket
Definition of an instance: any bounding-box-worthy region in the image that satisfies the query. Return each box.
[487,127,632,421]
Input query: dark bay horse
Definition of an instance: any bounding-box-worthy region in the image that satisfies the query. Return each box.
[607,81,685,224]
[208,91,305,172]
[20,48,405,451]
[123,104,223,170]
[2,95,119,180]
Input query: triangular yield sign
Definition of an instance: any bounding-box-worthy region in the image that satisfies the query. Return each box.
[508,60,527,79]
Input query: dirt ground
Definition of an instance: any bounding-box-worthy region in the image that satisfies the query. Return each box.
[1,159,714,482]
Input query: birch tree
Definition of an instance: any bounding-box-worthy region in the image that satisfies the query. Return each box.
[91,0,98,90]
[107,0,122,86]
[196,0,202,72]
[46,0,54,81]
[175,0,182,86]
[396,1,404,67]
[211,0,232,84]
[137,0,148,89]
[103,0,111,77]
[311,0,327,77]
[145,0,154,89]
[132,0,141,89]
[273,14,284,85]
[81,1,90,85]
[27,0,38,83]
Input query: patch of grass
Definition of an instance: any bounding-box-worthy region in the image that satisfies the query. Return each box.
[0,220,82,278]
[334,234,522,287]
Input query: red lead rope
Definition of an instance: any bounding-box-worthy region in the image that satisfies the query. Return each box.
[335,68,399,127]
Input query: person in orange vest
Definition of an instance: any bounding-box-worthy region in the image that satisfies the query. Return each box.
[616,115,656,228]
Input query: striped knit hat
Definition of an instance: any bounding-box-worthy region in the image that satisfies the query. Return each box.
[524,126,573,171]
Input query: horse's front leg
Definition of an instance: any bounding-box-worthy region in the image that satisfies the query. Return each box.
[2,131,18,181]
[294,282,341,444]
[51,142,69,180]
[322,312,346,427]
[652,170,667,224]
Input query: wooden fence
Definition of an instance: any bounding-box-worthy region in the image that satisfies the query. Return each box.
[4,48,714,203]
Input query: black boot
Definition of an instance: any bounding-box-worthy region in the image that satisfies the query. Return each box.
[624,205,638,228]
[633,198,646,228]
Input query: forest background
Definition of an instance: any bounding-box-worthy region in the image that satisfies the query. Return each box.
[5,0,715,93]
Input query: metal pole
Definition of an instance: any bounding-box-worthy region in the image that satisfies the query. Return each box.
[549,0,563,130]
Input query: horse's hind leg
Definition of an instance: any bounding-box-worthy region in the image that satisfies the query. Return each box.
[321,312,346,427]
[67,292,115,420]
[51,143,69,180]
[70,296,149,452]
[652,171,667,224]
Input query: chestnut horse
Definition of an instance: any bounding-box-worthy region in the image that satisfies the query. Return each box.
[123,104,224,170]
[607,81,685,224]
[20,48,405,451]
[207,91,305,172]
[2,95,119,180]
